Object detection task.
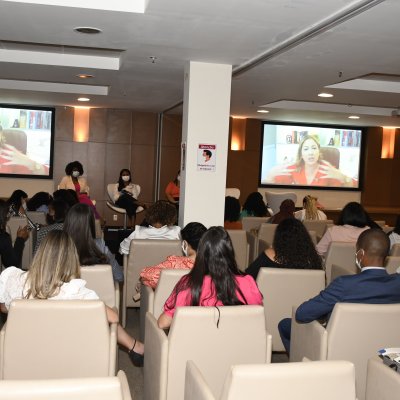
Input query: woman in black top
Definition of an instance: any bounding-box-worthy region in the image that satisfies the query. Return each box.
[0,199,29,268]
[245,218,322,280]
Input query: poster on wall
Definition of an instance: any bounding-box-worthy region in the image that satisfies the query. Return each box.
[197,144,216,172]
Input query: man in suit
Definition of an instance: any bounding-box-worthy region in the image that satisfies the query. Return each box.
[278,228,400,353]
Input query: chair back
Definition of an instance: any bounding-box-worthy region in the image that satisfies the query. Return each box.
[324,242,357,284]
[331,264,356,281]
[326,303,400,400]
[256,268,325,351]
[366,357,400,400]
[81,265,118,309]
[0,370,132,400]
[1,300,114,379]
[241,217,270,232]
[226,230,249,271]
[107,184,117,203]
[384,256,400,274]
[390,243,400,256]
[320,147,340,169]
[225,188,240,199]
[2,129,27,153]
[218,360,355,400]
[265,192,297,215]
[26,211,47,226]
[166,305,270,400]
[303,220,332,239]
[258,223,278,248]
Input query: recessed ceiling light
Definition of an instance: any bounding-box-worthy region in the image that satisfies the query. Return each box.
[257,109,269,113]
[77,97,90,102]
[77,74,94,79]
[318,92,334,98]
[74,27,102,34]
[348,115,360,119]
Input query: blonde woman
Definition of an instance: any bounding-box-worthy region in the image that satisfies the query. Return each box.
[0,230,144,367]
[295,195,327,221]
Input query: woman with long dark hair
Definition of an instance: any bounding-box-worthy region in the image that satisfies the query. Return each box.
[7,189,28,215]
[63,203,123,282]
[240,192,268,219]
[246,218,323,280]
[158,226,262,329]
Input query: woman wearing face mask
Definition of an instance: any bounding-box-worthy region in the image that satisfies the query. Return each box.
[165,171,180,206]
[112,169,145,227]
[59,161,101,219]
[140,222,207,289]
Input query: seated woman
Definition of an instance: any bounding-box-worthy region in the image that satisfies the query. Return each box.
[64,203,124,283]
[245,218,323,280]
[388,215,400,249]
[265,135,356,187]
[224,196,242,230]
[7,189,28,216]
[165,171,180,206]
[240,192,269,219]
[295,195,327,221]
[119,200,181,255]
[316,201,370,256]
[112,169,145,227]
[0,199,29,268]
[58,161,101,220]
[140,222,207,289]
[157,226,263,329]
[26,191,52,213]
[269,199,295,224]
[0,230,143,367]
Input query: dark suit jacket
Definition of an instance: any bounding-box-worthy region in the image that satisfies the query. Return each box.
[296,268,400,323]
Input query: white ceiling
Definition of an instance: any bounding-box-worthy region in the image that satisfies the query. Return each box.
[0,0,399,126]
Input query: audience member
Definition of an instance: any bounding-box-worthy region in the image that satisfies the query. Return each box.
[245,218,322,279]
[119,200,180,255]
[224,196,242,230]
[316,201,370,256]
[0,199,29,268]
[140,222,207,289]
[165,170,180,206]
[112,169,145,228]
[240,192,269,219]
[7,189,28,215]
[158,226,263,329]
[26,191,52,213]
[59,161,101,220]
[64,203,123,282]
[269,199,295,224]
[278,228,400,353]
[295,195,327,221]
[388,215,400,249]
[34,199,69,253]
[0,230,144,366]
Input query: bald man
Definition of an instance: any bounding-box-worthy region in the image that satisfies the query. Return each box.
[279,228,400,353]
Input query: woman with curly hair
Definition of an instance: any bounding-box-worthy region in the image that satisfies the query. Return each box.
[245,218,322,280]
[158,226,262,329]
[240,192,269,219]
[119,200,180,255]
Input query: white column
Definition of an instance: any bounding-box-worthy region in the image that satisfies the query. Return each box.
[179,61,232,227]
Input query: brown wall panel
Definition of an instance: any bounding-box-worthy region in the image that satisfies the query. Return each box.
[106,110,132,144]
[132,112,158,145]
[55,107,73,141]
[89,108,107,142]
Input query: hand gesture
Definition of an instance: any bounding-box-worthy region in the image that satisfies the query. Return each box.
[0,144,44,173]
[318,161,353,186]
[265,163,295,182]
[17,225,30,241]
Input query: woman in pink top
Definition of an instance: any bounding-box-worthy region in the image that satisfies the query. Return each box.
[158,226,263,329]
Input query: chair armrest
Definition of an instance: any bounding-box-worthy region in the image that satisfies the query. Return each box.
[140,284,155,342]
[258,238,269,255]
[289,306,328,362]
[185,360,215,400]
[266,331,272,364]
[246,231,258,263]
[117,370,133,400]
[144,312,169,400]
[114,282,120,314]
[122,255,128,327]
[109,322,118,376]
[0,324,5,379]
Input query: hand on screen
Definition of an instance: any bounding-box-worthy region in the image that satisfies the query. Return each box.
[265,163,296,182]
[0,144,45,174]
[318,161,354,187]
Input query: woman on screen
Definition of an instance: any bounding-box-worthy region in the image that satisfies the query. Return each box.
[265,135,355,187]
[0,125,48,175]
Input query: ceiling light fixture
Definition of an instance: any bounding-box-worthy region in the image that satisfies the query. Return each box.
[77,97,90,102]
[74,27,102,34]
[257,109,269,113]
[77,74,94,79]
[318,92,334,98]
[348,115,360,119]
[149,56,157,63]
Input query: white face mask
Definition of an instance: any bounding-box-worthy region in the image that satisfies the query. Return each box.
[72,170,80,178]
[22,202,27,211]
[122,175,130,182]
[181,241,188,257]
[355,249,364,270]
